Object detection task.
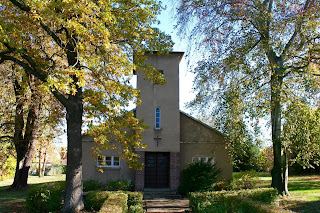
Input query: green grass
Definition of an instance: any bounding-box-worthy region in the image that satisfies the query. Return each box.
[0,174,65,213]
[256,172,320,213]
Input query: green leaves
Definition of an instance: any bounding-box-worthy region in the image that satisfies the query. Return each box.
[283,101,320,169]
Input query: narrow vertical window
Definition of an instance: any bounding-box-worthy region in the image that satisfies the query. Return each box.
[155,107,161,129]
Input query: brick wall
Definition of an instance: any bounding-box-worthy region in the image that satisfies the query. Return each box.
[170,152,180,191]
[134,151,145,191]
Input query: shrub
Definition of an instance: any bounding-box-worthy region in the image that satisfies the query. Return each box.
[98,192,128,213]
[230,170,258,190]
[84,190,143,212]
[105,179,133,191]
[128,204,144,213]
[83,179,103,191]
[126,191,143,207]
[188,188,279,213]
[84,190,111,211]
[99,205,122,213]
[223,195,271,213]
[237,188,279,204]
[178,160,221,195]
[25,181,65,213]
[213,180,230,191]
[188,191,229,211]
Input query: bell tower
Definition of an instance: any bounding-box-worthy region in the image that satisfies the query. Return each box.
[134,52,184,191]
[135,52,183,152]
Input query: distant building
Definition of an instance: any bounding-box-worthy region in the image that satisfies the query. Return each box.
[82,52,232,191]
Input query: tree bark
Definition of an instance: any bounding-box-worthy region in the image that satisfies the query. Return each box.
[62,94,84,213]
[270,59,288,195]
[11,80,42,189]
[62,37,84,212]
[283,148,290,195]
[41,150,47,177]
[38,148,42,177]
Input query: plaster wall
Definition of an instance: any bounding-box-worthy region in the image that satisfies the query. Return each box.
[180,113,233,180]
[82,135,134,184]
[136,53,183,152]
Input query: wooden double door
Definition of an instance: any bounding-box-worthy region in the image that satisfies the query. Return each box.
[145,152,170,188]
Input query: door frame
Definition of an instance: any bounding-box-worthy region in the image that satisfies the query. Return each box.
[144,152,170,188]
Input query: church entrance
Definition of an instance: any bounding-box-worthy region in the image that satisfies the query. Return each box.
[145,152,170,188]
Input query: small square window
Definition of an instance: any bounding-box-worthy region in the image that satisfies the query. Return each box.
[106,157,112,166]
[113,157,120,166]
[192,157,209,163]
[97,156,120,168]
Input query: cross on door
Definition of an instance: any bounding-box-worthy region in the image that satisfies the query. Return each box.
[154,136,162,146]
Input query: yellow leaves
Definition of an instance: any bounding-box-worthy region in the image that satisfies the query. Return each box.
[1,0,172,170]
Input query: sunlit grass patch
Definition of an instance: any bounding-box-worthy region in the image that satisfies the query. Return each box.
[256,173,320,212]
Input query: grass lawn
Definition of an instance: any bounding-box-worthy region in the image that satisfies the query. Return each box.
[0,174,65,213]
[256,173,320,212]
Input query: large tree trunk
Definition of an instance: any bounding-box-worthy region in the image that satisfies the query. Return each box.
[62,96,84,212]
[270,62,288,195]
[62,38,84,212]
[11,80,42,189]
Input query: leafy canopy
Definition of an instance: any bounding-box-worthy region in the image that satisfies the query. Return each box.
[177,0,320,160]
[0,0,173,168]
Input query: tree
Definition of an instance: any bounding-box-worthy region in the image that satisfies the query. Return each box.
[177,0,320,194]
[256,146,274,172]
[283,101,320,170]
[11,74,43,189]
[0,0,173,211]
[0,64,44,189]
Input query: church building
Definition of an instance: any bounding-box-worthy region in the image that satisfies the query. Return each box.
[82,52,232,192]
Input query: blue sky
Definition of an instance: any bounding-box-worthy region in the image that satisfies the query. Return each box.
[155,0,196,113]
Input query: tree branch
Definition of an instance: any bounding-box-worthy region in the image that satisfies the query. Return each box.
[0,53,70,107]
[281,0,312,57]
[40,21,65,49]
[9,0,31,12]
[9,0,65,49]
[0,135,13,140]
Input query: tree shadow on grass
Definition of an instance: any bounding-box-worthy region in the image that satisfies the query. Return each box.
[0,186,26,213]
[0,183,54,213]
[289,181,320,191]
[287,200,320,213]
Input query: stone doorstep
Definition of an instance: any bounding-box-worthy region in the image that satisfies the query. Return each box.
[146,208,191,213]
[143,189,182,199]
[144,199,191,213]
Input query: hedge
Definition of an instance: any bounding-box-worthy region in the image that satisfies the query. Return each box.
[25,182,65,213]
[126,191,143,207]
[84,191,112,211]
[189,188,279,213]
[26,182,143,212]
[84,190,144,212]
[98,192,128,213]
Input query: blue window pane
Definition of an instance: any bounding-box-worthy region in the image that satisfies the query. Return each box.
[155,108,160,129]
